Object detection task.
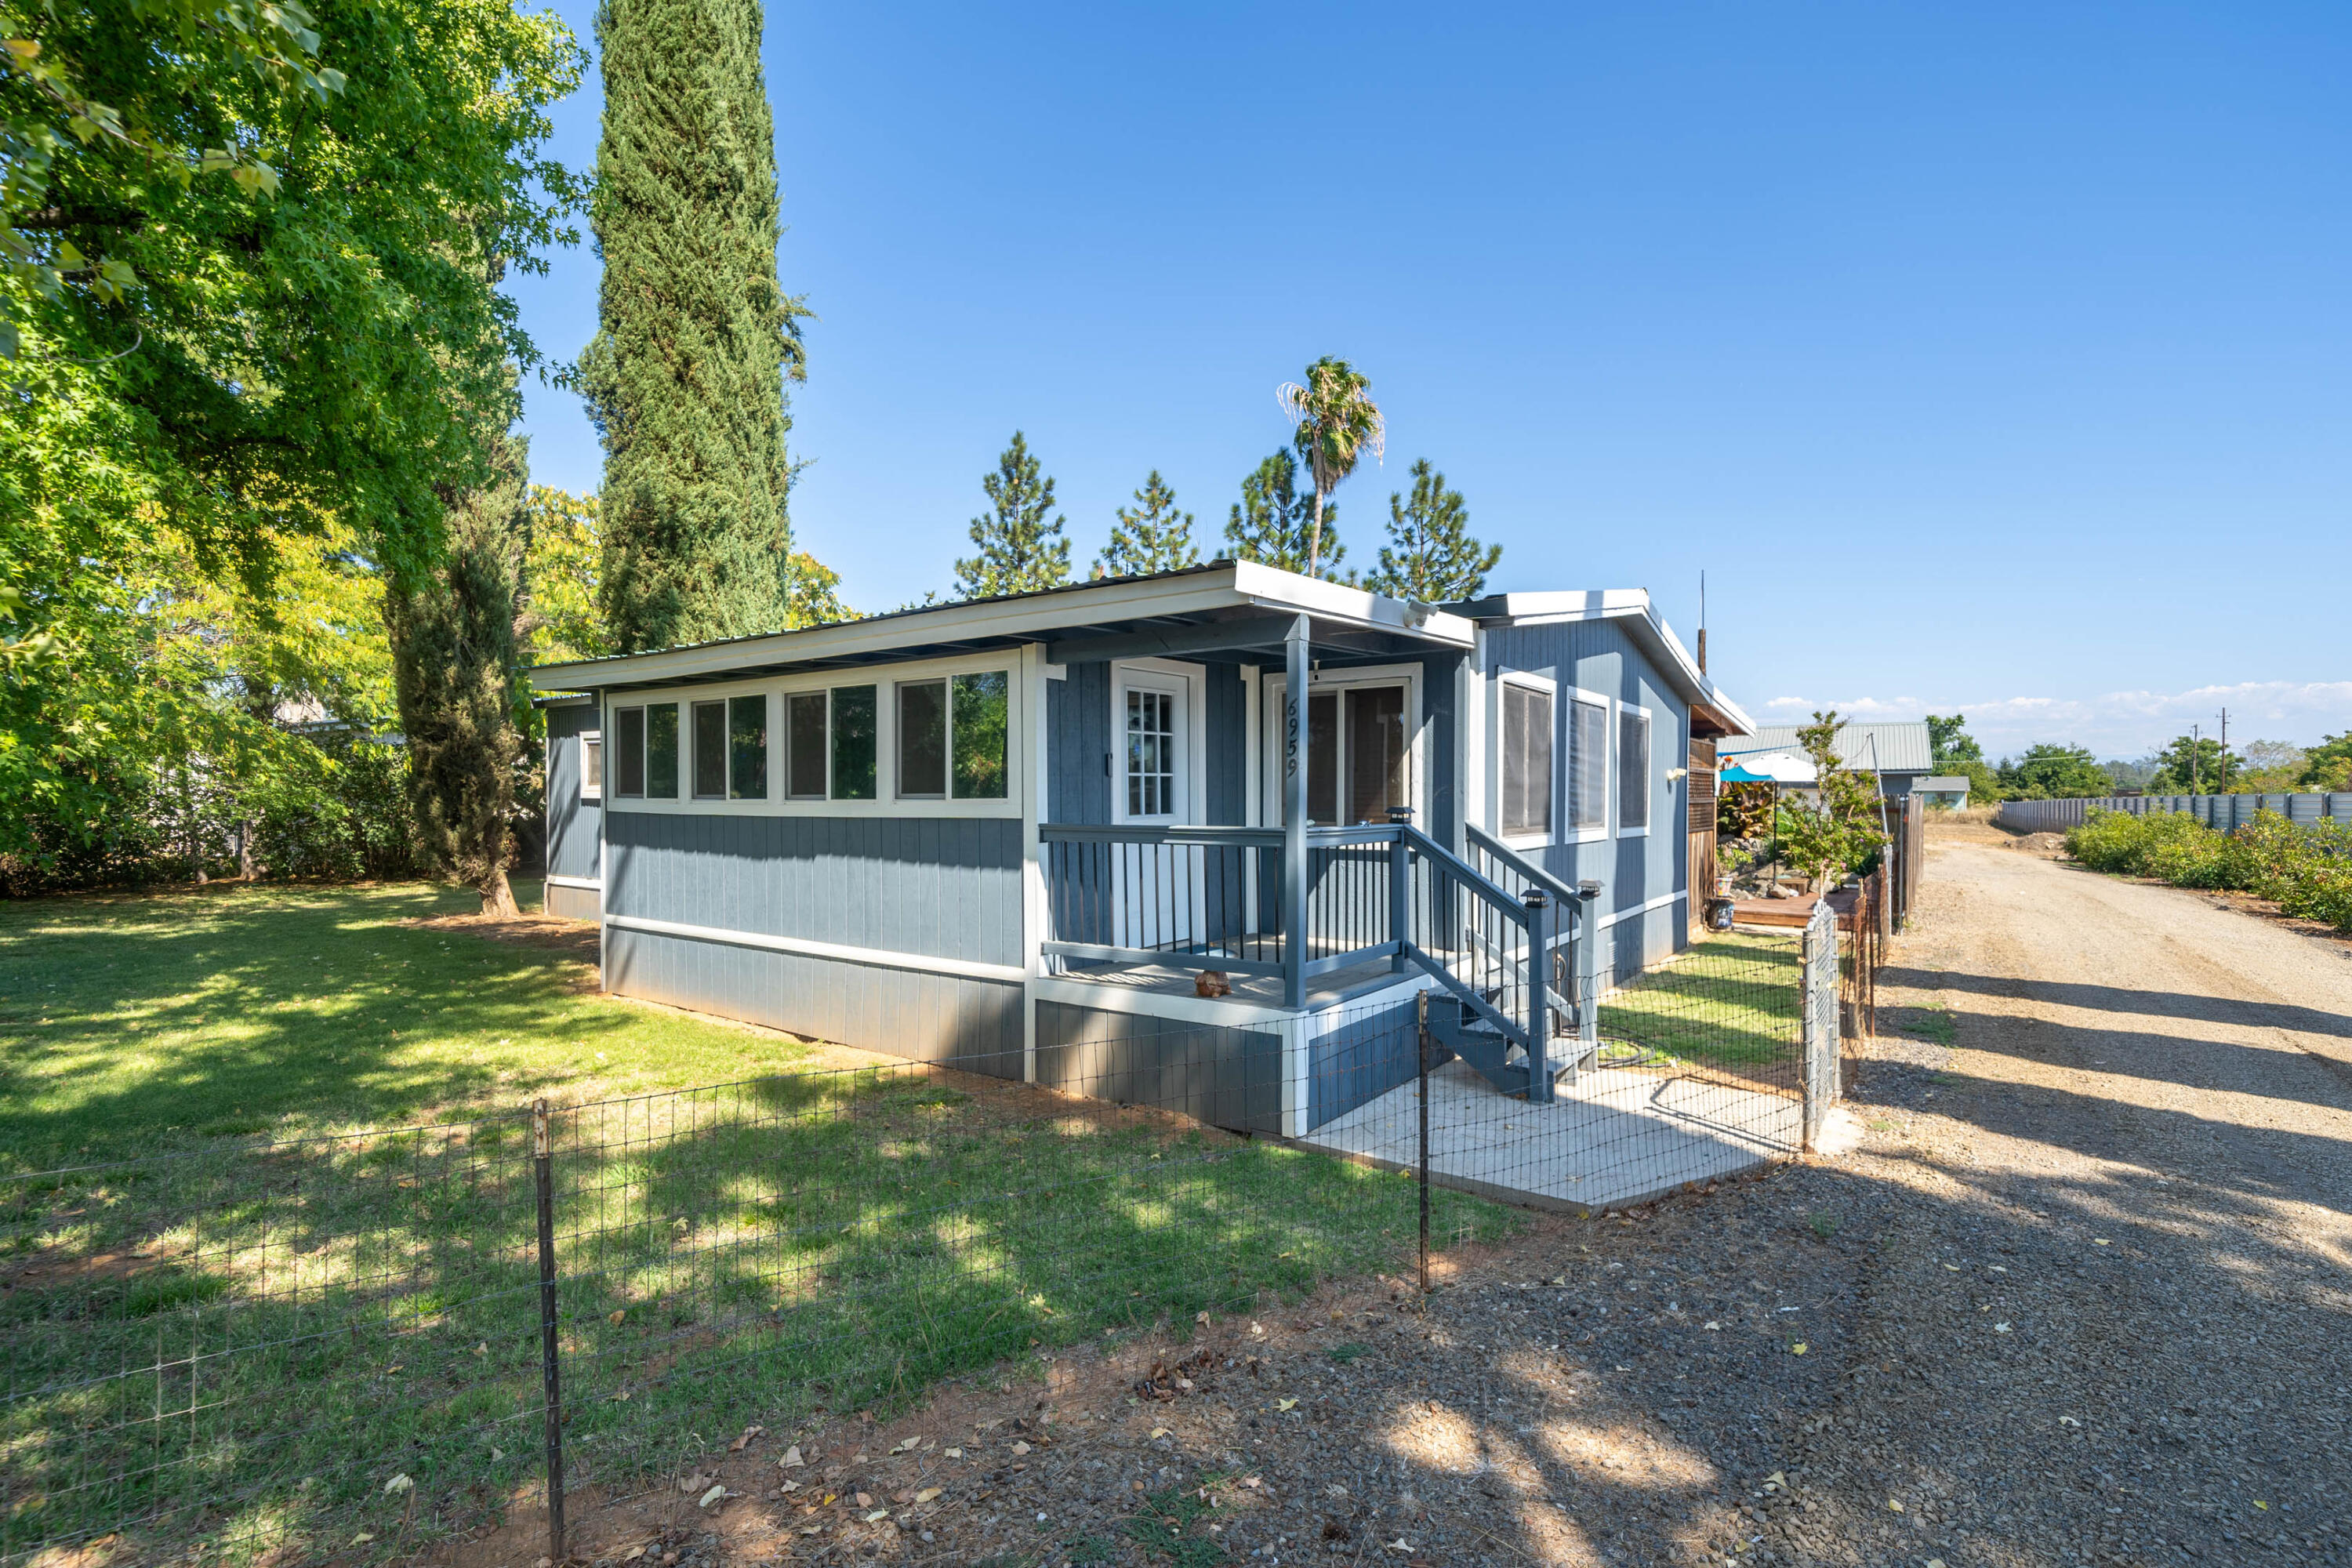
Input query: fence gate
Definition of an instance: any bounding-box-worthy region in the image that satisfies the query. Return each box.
[1801,896,1841,1149]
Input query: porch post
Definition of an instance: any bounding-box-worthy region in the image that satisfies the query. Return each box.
[1283,613,1310,1010]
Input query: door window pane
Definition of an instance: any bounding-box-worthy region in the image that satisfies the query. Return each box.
[1345,685,1408,825]
[952,671,1010,799]
[898,681,948,797]
[787,693,827,799]
[830,685,877,800]
[1126,688,1177,817]
[691,700,727,799]
[582,735,603,797]
[644,703,678,799]
[1306,691,1339,825]
[615,707,644,797]
[1618,709,1652,831]
[1570,698,1609,832]
[729,695,766,799]
[1501,684,1552,837]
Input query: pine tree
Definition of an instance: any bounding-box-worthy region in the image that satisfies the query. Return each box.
[1365,459,1498,602]
[1095,470,1200,579]
[580,0,815,653]
[956,433,1072,597]
[1222,450,1345,578]
[387,423,532,916]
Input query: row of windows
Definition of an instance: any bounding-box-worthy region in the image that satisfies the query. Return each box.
[602,673,1011,804]
[1499,684,1653,840]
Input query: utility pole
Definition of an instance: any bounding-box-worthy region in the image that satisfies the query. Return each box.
[2190,723,2201,795]
[2217,707,2230,790]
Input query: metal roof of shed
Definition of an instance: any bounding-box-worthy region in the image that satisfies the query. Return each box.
[1722,721,1935,775]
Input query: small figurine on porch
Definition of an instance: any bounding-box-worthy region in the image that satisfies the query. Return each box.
[1194,970,1232,998]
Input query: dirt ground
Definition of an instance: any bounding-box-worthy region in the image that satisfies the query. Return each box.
[450,830,2352,1568]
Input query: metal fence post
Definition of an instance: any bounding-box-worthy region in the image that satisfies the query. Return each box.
[1416,989,1431,1295]
[1576,880,1603,1065]
[1521,888,1552,1103]
[533,1098,566,1563]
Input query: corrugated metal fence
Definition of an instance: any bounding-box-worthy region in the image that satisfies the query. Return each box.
[1994,793,2352,834]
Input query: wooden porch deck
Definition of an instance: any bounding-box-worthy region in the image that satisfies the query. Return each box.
[1045,952,1419,1014]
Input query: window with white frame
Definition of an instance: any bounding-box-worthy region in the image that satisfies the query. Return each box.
[614,707,644,797]
[1126,688,1177,818]
[785,692,827,799]
[1569,695,1610,835]
[580,732,602,800]
[895,672,1011,801]
[1500,680,1553,839]
[1618,706,1652,833]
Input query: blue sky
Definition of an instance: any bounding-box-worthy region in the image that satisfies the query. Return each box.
[506,2,2351,760]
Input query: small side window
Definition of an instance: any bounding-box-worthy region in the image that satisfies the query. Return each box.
[580,733,603,800]
[1501,682,1553,839]
[786,692,827,799]
[1618,708,1652,833]
[1570,697,1609,834]
[897,680,948,798]
[615,707,645,797]
[830,684,877,800]
[645,703,679,799]
[951,671,1010,800]
[691,700,727,800]
[729,695,767,800]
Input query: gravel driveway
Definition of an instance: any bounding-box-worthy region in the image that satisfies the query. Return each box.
[466,832,2352,1568]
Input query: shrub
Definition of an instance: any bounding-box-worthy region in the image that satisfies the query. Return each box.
[2066,808,2352,932]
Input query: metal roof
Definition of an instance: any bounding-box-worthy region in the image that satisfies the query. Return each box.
[1722,721,1935,775]
[1444,588,1755,739]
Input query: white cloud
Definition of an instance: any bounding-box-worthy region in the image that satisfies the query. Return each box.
[1755,681,2352,758]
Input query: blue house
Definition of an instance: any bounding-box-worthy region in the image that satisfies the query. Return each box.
[533,563,1751,1138]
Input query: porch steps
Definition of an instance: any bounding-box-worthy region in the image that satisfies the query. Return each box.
[1423,993,1591,1099]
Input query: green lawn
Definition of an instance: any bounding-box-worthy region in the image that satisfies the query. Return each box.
[0,880,815,1169]
[1596,928,1806,1070]
[0,882,1515,1563]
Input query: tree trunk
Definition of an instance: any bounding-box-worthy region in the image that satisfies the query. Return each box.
[1306,491,1325,576]
[478,863,519,916]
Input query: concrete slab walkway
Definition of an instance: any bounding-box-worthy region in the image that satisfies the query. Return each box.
[1298,1055,1803,1210]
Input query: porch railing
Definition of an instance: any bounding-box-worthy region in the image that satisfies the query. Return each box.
[1039,820,1595,1091]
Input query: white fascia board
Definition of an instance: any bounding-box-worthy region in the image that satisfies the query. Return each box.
[530,562,1473,693]
[1229,560,1475,646]
[530,568,1257,691]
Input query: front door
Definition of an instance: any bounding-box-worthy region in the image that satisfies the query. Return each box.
[1113,668,1199,951]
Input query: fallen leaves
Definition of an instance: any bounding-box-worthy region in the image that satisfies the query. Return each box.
[1790,1343,1809,1356]
[778,1444,804,1468]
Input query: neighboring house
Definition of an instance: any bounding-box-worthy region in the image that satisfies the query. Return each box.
[1722,720,1933,799]
[1914,775,1971,809]
[532,562,1752,1138]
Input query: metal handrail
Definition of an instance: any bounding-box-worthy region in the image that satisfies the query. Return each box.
[1464,822,1584,911]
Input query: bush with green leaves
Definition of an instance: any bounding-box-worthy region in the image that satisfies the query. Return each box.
[2065,808,2352,932]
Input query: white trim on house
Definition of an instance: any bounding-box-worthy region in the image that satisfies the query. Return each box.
[1595,887,1685,931]
[1454,588,1755,738]
[545,873,603,891]
[604,913,1029,984]
[601,652,1027,820]
[529,562,1475,694]
[1492,666,1555,851]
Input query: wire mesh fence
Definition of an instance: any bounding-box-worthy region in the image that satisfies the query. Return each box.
[2,924,1846,1566]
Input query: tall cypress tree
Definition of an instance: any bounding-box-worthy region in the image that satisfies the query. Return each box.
[581,0,811,653]
[387,424,532,916]
[956,432,1071,597]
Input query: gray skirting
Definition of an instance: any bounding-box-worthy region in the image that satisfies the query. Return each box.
[1033,1000,1283,1134]
[604,925,1024,1079]
[545,882,602,922]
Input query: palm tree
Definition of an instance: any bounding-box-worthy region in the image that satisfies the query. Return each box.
[1276,357,1385,577]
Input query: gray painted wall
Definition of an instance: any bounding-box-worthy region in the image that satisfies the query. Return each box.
[604,811,1025,969]
[1033,1000,1282,1134]
[1308,999,1421,1131]
[1048,662,1112,825]
[607,926,1022,1077]
[544,700,602,885]
[1481,619,1693,982]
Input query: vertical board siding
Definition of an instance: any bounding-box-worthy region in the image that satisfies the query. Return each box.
[1048,661,1113,824]
[543,701,602,883]
[1203,662,1249,826]
[603,811,1025,968]
[1479,619,1693,986]
[1307,1000,1421,1131]
[604,927,1024,1078]
[1422,650,1465,849]
[1033,1002,1284,1134]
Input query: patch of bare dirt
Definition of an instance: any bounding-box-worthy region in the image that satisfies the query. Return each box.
[402,909,604,964]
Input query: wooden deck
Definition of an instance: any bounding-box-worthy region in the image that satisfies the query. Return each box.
[1729,895,1824,928]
